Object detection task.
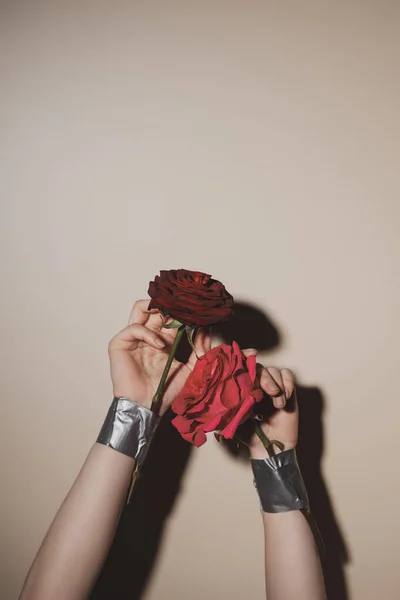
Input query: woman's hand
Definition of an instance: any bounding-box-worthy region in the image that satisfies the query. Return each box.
[243,352,298,458]
[108,299,211,414]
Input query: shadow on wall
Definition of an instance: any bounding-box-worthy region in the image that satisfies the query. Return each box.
[90,302,350,600]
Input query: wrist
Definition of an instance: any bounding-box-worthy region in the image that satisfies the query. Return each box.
[249,444,270,460]
[112,390,152,410]
[249,440,294,460]
[97,397,160,462]
[251,448,308,513]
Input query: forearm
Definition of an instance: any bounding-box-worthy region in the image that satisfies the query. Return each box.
[250,444,325,600]
[261,510,325,600]
[20,444,134,600]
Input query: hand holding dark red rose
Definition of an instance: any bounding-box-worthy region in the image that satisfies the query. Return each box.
[108,299,211,414]
[130,268,297,455]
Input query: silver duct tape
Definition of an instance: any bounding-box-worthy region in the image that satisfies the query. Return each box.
[251,448,309,513]
[97,397,160,462]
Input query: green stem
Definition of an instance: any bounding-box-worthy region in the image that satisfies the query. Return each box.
[126,463,140,505]
[253,420,276,457]
[301,507,325,558]
[150,326,185,411]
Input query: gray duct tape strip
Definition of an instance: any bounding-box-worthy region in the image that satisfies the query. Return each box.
[97,397,160,462]
[251,449,309,513]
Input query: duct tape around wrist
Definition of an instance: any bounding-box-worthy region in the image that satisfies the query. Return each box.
[97,397,160,462]
[251,448,309,513]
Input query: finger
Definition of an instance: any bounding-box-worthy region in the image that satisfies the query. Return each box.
[147,311,165,331]
[281,368,295,400]
[266,367,286,408]
[186,327,212,370]
[242,348,258,358]
[260,367,283,395]
[129,299,167,333]
[193,327,212,357]
[261,367,286,408]
[128,299,157,325]
[109,323,166,352]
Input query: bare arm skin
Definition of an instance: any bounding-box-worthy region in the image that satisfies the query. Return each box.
[20,301,210,600]
[20,444,135,600]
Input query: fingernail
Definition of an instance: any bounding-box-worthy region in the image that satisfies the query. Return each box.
[285,388,292,400]
[155,339,165,347]
[275,397,285,408]
[247,348,257,353]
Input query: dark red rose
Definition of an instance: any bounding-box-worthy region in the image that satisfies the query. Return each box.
[148,269,234,327]
[171,342,263,447]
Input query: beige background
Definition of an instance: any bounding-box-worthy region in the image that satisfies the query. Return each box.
[1,1,399,599]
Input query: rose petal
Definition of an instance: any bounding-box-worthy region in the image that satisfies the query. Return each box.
[246,354,257,383]
[171,415,192,434]
[234,370,255,400]
[172,393,194,415]
[252,388,264,403]
[180,429,207,447]
[220,376,240,409]
[202,414,223,433]
[220,394,256,439]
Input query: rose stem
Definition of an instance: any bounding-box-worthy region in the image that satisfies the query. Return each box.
[253,420,276,457]
[300,507,325,557]
[126,463,140,504]
[150,325,185,411]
